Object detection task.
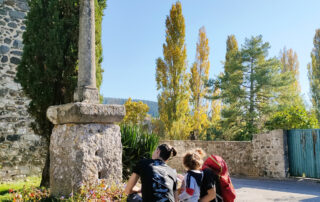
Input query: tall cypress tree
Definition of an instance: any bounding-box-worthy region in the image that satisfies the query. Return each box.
[16,0,106,187]
[156,2,190,139]
[308,29,320,122]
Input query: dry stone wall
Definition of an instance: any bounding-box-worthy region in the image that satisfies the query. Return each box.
[0,0,46,181]
[161,130,288,178]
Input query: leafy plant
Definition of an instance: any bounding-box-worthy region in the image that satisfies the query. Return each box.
[121,125,159,180]
[266,105,319,130]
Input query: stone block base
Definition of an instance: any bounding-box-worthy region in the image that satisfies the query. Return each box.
[50,123,122,197]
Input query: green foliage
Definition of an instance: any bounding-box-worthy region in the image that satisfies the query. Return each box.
[266,105,319,130]
[308,29,320,122]
[209,35,292,140]
[214,35,244,140]
[0,176,40,201]
[121,125,159,180]
[15,0,106,186]
[156,2,190,138]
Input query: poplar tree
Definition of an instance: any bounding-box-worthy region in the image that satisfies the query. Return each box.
[210,88,221,125]
[278,47,303,107]
[215,35,244,140]
[16,0,106,187]
[308,29,320,122]
[190,27,210,135]
[156,2,190,139]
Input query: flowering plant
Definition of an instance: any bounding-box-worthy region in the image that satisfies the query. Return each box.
[9,179,127,201]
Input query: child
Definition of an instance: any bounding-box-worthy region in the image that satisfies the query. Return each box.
[179,149,206,202]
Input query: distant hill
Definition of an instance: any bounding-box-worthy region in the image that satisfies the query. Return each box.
[103,97,159,117]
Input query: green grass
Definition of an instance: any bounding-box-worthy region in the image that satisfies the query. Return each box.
[0,176,41,201]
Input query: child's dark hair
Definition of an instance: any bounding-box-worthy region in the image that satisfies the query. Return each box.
[183,148,206,170]
[158,144,177,161]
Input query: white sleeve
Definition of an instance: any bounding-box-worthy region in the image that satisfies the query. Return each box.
[179,175,196,201]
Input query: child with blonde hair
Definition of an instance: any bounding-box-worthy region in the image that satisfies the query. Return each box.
[179,149,206,202]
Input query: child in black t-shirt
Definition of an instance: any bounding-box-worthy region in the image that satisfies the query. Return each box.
[125,144,178,202]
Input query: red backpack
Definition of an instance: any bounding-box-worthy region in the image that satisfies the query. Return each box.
[202,155,236,202]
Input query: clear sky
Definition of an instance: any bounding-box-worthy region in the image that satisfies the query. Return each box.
[100,0,320,105]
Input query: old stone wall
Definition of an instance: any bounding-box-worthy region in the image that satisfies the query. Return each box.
[160,130,288,178]
[0,0,46,181]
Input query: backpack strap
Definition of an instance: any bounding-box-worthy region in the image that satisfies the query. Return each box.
[209,155,222,176]
[186,170,203,187]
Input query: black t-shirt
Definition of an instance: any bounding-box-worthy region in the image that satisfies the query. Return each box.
[133,159,177,202]
[200,168,222,202]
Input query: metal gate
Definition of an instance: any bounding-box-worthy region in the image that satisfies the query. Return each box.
[287,129,320,178]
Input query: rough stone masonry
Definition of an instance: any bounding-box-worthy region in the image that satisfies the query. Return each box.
[0,0,46,181]
[46,0,125,197]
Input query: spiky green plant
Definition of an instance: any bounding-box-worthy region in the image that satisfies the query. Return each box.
[121,125,159,180]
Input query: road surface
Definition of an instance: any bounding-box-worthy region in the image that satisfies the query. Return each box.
[232,177,320,202]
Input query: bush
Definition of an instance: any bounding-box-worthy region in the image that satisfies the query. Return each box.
[121,124,159,180]
[266,105,319,130]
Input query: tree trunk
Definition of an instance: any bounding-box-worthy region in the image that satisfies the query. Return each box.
[40,144,50,187]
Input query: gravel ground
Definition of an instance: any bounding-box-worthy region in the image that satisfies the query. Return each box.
[232,177,320,202]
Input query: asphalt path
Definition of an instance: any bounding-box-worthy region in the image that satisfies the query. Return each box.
[232,177,320,202]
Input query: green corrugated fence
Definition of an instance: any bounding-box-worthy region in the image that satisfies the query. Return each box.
[288,129,320,178]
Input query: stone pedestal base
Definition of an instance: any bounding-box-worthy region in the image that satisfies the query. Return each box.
[50,123,122,197]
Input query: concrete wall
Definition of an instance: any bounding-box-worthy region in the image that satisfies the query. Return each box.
[161,130,288,178]
[0,0,46,181]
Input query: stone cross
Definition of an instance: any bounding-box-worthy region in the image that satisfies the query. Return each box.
[74,0,99,103]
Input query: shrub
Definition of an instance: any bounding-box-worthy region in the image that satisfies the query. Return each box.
[266,105,319,130]
[121,124,159,180]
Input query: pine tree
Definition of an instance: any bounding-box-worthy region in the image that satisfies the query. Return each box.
[215,35,244,140]
[278,47,304,107]
[308,29,320,122]
[155,2,190,139]
[241,35,286,139]
[190,27,210,135]
[15,0,106,187]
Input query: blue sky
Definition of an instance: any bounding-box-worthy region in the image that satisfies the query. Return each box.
[100,0,320,105]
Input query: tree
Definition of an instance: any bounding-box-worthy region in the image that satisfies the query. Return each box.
[122,98,149,125]
[190,27,210,135]
[155,2,190,139]
[214,35,244,140]
[15,0,106,187]
[240,35,288,140]
[308,29,320,122]
[210,88,221,125]
[278,47,304,107]
[266,105,319,130]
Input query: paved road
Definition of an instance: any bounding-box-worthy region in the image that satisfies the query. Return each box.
[232,177,320,202]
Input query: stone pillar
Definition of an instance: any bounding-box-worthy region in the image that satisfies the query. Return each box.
[47,103,125,197]
[74,0,99,103]
[46,0,125,197]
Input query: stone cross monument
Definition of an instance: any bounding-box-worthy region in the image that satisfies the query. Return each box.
[46,0,125,197]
